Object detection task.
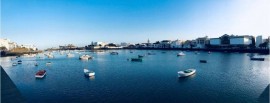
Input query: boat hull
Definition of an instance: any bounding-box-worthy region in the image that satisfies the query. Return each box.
[131,58,142,62]
[178,69,196,77]
[199,60,207,63]
[85,72,95,77]
[250,58,264,61]
[35,72,46,78]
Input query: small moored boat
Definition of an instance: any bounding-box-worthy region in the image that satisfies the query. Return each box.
[147,53,155,55]
[79,55,92,60]
[199,60,207,63]
[67,53,75,57]
[18,60,22,64]
[35,70,46,78]
[178,69,196,77]
[250,57,264,61]
[110,52,119,55]
[131,58,142,62]
[177,52,185,56]
[12,63,17,66]
[46,62,52,65]
[84,69,95,77]
[138,55,144,58]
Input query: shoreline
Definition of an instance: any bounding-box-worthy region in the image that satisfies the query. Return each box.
[1,48,268,57]
[0,51,42,57]
[87,48,270,54]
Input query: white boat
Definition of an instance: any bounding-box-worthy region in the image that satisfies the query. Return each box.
[177,52,185,56]
[110,52,118,55]
[46,62,52,65]
[47,54,54,58]
[23,54,36,58]
[67,53,75,57]
[84,69,95,77]
[178,69,196,77]
[208,51,211,54]
[12,63,17,66]
[79,55,92,60]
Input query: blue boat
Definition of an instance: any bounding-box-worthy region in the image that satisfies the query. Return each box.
[17,60,22,64]
[131,58,142,62]
[199,60,207,63]
[250,58,264,61]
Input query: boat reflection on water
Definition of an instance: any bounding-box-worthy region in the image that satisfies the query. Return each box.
[89,76,95,80]
[84,75,95,81]
[177,73,196,83]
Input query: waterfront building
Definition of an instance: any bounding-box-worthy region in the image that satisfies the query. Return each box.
[230,35,253,47]
[105,43,122,49]
[127,44,135,48]
[94,42,107,49]
[160,40,171,48]
[120,42,129,47]
[209,38,221,46]
[0,38,11,50]
[20,44,37,51]
[146,43,154,48]
[183,40,192,48]
[153,41,161,48]
[170,39,183,48]
[8,42,18,50]
[258,37,270,49]
[85,42,107,49]
[256,35,263,47]
[0,38,18,50]
[136,43,147,48]
[94,42,107,47]
[191,40,197,48]
[195,36,209,48]
[268,36,270,48]
[208,34,254,49]
[145,39,154,48]
[59,44,77,50]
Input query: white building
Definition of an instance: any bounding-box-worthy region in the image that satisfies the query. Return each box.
[0,38,10,50]
[210,38,221,45]
[0,38,18,50]
[20,44,37,51]
[153,41,160,48]
[230,36,252,45]
[256,35,263,47]
[93,42,107,47]
[195,36,208,48]
[120,42,128,47]
[171,39,183,48]
[8,42,18,50]
[160,40,171,48]
[182,40,191,48]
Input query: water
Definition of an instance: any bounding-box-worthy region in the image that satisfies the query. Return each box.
[1,50,269,103]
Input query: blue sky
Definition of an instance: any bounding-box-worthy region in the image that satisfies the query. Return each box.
[1,0,270,49]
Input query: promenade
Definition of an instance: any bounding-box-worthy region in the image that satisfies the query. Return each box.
[1,66,26,103]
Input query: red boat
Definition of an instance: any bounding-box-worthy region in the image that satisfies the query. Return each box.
[35,70,46,78]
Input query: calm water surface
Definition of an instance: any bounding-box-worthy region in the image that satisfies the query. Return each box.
[1,50,269,103]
